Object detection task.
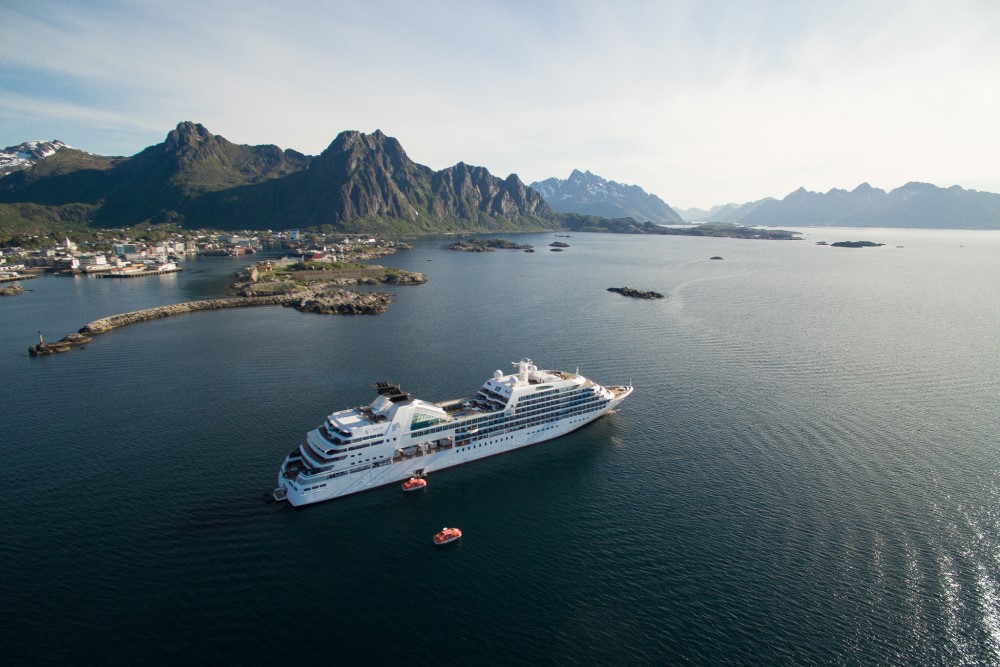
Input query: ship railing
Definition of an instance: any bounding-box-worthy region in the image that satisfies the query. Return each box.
[295,467,350,483]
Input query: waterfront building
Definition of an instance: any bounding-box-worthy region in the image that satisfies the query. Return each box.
[113,243,139,257]
[79,254,110,272]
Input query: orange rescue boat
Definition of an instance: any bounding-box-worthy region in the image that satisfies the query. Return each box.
[402,477,427,492]
[433,527,462,545]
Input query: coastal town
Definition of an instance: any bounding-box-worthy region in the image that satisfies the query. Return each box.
[13,228,425,355]
[0,228,410,286]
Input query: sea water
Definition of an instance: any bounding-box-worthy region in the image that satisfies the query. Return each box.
[1,228,998,664]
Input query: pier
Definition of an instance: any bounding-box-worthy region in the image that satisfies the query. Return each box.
[97,268,183,278]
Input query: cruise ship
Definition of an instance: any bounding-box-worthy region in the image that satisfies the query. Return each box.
[274,359,632,506]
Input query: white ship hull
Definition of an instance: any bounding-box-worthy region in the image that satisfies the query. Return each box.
[276,360,632,507]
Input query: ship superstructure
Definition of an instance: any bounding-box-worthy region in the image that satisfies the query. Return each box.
[275,359,632,506]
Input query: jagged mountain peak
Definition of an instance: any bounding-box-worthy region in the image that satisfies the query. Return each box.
[529,169,682,223]
[327,129,399,151]
[165,121,215,149]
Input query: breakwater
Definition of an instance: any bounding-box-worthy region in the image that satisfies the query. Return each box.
[80,294,300,334]
[30,290,392,356]
[81,289,392,335]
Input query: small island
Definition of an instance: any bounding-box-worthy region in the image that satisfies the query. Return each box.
[549,241,570,248]
[230,259,425,296]
[710,256,724,260]
[607,287,664,299]
[447,239,534,252]
[830,241,885,248]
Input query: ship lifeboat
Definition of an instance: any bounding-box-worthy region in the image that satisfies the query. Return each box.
[433,527,462,545]
[402,477,427,492]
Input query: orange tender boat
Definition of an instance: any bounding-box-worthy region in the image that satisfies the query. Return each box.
[402,477,427,492]
[433,527,462,545]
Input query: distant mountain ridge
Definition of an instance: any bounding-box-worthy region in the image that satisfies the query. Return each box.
[675,203,748,222]
[530,169,682,223]
[0,122,552,232]
[695,182,1000,229]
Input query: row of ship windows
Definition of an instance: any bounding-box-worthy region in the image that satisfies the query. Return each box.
[323,422,384,445]
[516,387,591,407]
[306,441,386,466]
[299,456,392,482]
[409,391,597,439]
[524,387,561,399]
[317,430,385,452]
[465,400,607,441]
[407,406,599,445]
[457,436,514,451]
[478,386,509,400]
[515,395,600,419]
[298,402,606,483]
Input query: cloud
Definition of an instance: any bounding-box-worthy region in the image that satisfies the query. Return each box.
[1,0,999,206]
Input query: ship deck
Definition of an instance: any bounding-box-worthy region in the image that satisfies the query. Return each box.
[435,397,484,419]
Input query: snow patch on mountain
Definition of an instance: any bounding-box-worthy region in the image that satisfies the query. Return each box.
[1,140,70,176]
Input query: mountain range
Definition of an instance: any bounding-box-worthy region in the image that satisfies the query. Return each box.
[4,124,1000,234]
[529,170,683,223]
[0,122,552,234]
[678,183,1000,229]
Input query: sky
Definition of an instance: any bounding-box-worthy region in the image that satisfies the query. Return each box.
[1,0,999,210]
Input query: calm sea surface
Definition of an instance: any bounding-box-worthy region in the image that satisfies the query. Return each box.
[1,229,998,665]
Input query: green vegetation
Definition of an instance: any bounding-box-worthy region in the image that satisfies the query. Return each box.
[0,202,95,242]
[234,260,425,296]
